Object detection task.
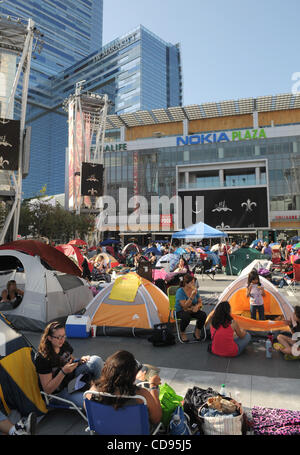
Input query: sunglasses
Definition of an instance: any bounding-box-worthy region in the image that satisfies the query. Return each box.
[51,335,66,340]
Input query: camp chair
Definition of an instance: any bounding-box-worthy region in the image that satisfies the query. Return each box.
[286,263,300,295]
[200,258,216,280]
[83,391,162,435]
[167,286,206,344]
[40,391,88,422]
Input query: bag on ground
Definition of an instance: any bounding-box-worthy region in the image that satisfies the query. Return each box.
[159,383,184,427]
[148,323,176,347]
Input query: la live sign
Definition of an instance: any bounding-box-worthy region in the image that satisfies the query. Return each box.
[176,128,267,146]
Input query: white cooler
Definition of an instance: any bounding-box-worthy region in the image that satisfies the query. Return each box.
[65,315,91,339]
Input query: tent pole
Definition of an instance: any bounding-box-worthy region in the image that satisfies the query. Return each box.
[225,237,233,275]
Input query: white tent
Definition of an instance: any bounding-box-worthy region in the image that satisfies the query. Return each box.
[0,250,93,331]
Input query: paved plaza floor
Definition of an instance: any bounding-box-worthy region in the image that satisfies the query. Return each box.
[22,274,300,435]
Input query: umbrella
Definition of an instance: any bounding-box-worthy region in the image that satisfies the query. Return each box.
[100,239,120,246]
[156,253,180,270]
[144,247,162,256]
[68,239,87,247]
[175,247,188,255]
[270,243,280,250]
[196,247,205,254]
[250,239,263,248]
[292,243,300,250]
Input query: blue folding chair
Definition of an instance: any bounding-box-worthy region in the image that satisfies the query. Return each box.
[40,391,88,422]
[83,391,162,435]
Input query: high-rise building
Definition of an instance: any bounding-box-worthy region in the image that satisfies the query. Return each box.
[0,0,103,80]
[21,25,183,197]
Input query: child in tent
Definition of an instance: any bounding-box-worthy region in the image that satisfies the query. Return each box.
[274,306,300,360]
[246,270,265,321]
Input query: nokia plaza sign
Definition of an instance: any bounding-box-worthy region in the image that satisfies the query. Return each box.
[176,128,267,146]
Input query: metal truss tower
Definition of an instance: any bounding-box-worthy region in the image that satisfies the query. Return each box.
[0,14,42,243]
[64,82,109,217]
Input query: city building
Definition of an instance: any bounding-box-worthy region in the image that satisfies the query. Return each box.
[99,93,300,244]
[8,22,182,198]
[0,0,103,79]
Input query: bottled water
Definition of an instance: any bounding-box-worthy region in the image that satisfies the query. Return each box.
[220,384,226,396]
[266,339,273,358]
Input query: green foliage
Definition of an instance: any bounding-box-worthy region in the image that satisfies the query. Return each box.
[19,199,95,243]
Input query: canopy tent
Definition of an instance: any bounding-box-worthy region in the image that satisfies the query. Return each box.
[172,222,228,240]
[0,316,47,417]
[0,250,92,331]
[84,273,170,337]
[210,275,294,332]
[172,222,231,272]
[225,248,267,276]
[0,240,82,277]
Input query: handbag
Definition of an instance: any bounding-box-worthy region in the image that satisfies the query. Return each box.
[169,405,192,435]
[207,327,216,353]
[148,323,176,347]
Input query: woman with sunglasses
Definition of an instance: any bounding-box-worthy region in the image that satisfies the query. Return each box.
[35,322,104,409]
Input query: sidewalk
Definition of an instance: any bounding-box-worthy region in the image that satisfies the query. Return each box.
[24,273,300,435]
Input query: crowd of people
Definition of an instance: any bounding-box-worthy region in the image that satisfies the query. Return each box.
[1,237,299,435]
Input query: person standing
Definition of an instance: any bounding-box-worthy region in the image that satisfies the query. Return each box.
[246,270,265,320]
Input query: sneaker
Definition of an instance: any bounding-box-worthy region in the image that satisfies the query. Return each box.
[12,412,37,435]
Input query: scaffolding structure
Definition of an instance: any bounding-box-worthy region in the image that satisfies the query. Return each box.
[64,83,110,219]
[0,15,42,243]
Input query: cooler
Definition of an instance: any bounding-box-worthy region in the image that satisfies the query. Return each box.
[65,315,91,338]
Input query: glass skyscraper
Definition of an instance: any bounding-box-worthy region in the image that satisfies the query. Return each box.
[17,25,182,198]
[0,0,103,79]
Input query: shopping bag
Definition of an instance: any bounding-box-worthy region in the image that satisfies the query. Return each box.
[159,383,184,427]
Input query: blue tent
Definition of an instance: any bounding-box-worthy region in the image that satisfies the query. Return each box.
[175,247,188,255]
[172,222,228,240]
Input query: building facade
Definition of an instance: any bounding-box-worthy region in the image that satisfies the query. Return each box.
[99,93,300,243]
[13,25,182,198]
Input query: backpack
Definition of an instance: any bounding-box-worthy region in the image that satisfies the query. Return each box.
[148,323,176,347]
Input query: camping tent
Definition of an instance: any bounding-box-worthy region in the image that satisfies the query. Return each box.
[56,244,93,273]
[225,248,267,276]
[212,275,294,332]
[0,316,47,417]
[84,273,170,337]
[0,250,93,331]
[240,259,273,277]
[0,240,82,276]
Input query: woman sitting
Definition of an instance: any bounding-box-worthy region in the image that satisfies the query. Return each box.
[274,306,300,360]
[86,350,162,426]
[175,275,207,342]
[206,301,251,357]
[35,322,104,409]
[91,256,111,283]
[0,280,24,310]
[173,258,189,274]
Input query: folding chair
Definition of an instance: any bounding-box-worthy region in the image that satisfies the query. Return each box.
[83,391,162,435]
[167,286,206,344]
[200,259,216,280]
[286,263,300,295]
[40,391,88,422]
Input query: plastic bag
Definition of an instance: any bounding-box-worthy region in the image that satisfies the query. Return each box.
[159,383,184,427]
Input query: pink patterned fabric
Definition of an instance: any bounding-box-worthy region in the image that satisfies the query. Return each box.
[152,269,167,281]
[252,406,300,435]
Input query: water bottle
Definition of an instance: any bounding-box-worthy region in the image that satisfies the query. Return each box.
[220,384,226,396]
[267,332,274,344]
[266,338,273,358]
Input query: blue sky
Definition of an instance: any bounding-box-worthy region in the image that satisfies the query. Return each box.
[103,0,300,106]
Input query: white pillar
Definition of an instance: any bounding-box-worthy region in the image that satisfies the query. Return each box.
[185,171,189,189]
[256,167,260,185]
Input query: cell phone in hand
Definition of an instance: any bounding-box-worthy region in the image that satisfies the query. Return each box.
[72,358,81,364]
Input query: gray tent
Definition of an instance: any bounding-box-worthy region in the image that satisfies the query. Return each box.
[0,250,93,331]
